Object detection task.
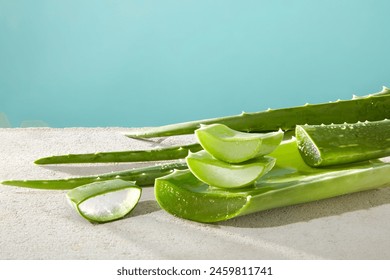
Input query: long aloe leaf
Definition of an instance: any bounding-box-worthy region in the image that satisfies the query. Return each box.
[2,161,187,190]
[155,140,390,223]
[128,87,390,138]
[35,143,202,165]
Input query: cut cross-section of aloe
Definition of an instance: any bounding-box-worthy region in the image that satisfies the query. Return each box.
[66,179,142,223]
[195,124,283,163]
[185,150,276,189]
[296,119,390,167]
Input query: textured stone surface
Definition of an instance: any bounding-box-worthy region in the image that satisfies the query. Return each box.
[1,128,389,260]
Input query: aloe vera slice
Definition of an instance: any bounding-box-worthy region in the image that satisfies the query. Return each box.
[155,139,390,223]
[185,150,276,189]
[195,124,283,163]
[296,119,390,167]
[67,179,141,223]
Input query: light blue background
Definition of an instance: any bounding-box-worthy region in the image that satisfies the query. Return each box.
[1,0,389,127]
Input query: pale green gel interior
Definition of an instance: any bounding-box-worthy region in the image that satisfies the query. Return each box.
[191,160,264,188]
[196,124,283,163]
[186,150,276,188]
[76,188,141,222]
[295,125,322,166]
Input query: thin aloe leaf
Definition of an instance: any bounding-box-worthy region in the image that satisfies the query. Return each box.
[195,124,283,163]
[67,179,141,223]
[296,119,390,167]
[35,143,202,164]
[155,139,390,223]
[186,150,276,189]
[2,161,187,190]
[128,87,390,138]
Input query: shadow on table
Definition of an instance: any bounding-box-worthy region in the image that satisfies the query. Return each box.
[220,188,390,228]
[126,200,161,218]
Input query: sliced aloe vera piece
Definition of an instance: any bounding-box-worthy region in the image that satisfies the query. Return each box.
[185,150,276,189]
[67,179,141,223]
[296,119,390,167]
[195,124,283,163]
[155,139,390,223]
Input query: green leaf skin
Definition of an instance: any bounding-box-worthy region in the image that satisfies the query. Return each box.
[186,150,276,189]
[195,124,283,163]
[296,119,390,167]
[155,139,390,223]
[33,87,390,166]
[35,143,202,164]
[67,179,141,223]
[2,161,187,190]
[128,87,390,138]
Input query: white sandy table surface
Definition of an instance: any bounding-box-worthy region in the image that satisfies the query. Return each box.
[0,127,389,260]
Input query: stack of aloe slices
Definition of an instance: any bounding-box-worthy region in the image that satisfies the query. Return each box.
[2,87,390,223]
[185,124,283,188]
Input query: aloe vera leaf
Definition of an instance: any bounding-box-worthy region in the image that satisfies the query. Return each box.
[186,150,276,188]
[2,161,187,190]
[67,179,142,223]
[155,140,390,223]
[296,119,390,167]
[195,124,283,163]
[35,143,202,165]
[127,87,390,138]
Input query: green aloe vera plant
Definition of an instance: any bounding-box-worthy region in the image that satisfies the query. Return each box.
[2,87,390,224]
[155,139,390,223]
[67,179,141,223]
[296,119,390,167]
[31,87,390,165]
